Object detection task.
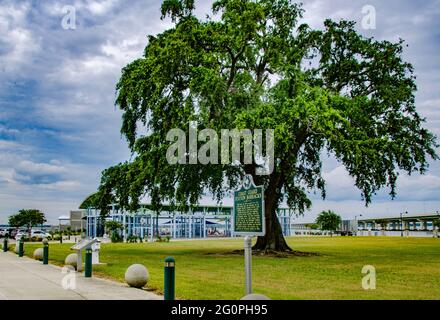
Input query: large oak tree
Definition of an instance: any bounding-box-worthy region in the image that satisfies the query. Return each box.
[91,0,437,252]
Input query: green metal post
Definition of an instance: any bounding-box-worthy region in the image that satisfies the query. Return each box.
[3,237,8,252]
[43,239,49,265]
[60,231,63,244]
[18,239,24,257]
[85,248,92,277]
[164,256,175,300]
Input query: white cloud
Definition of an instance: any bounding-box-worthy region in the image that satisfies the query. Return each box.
[17,160,67,175]
[0,140,20,150]
[43,0,120,16]
[323,165,355,189]
[37,180,81,190]
[0,1,40,75]
[84,0,120,16]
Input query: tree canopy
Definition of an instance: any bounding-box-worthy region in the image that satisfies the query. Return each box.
[105,220,124,232]
[89,0,438,252]
[79,192,100,209]
[8,209,47,235]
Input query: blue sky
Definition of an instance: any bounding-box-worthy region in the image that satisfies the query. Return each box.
[0,0,439,224]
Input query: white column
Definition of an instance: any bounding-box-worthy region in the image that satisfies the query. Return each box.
[93,209,97,237]
[189,216,192,239]
[150,213,154,241]
[230,216,234,237]
[289,215,292,236]
[123,211,126,242]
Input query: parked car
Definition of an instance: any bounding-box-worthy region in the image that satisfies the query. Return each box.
[15,230,52,241]
[0,229,9,237]
[9,229,18,238]
[15,230,27,240]
[31,230,52,239]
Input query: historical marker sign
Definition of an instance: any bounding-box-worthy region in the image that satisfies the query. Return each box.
[233,175,265,236]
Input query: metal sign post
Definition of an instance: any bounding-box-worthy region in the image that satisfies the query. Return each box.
[233,174,265,296]
[244,236,253,295]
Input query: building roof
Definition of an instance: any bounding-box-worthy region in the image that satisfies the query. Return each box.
[359,212,440,222]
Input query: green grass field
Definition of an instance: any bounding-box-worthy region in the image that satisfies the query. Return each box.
[23,236,440,300]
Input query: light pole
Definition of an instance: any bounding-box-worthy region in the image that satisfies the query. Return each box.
[400,211,408,237]
[436,211,439,237]
[354,214,362,236]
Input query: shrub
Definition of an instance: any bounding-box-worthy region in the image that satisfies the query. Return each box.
[127,235,138,243]
[156,235,171,243]
[111,232,123,243]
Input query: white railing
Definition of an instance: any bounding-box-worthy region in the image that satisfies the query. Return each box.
[357,230,434,238]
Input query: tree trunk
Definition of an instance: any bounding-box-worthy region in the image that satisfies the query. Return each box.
[252,189,292,252]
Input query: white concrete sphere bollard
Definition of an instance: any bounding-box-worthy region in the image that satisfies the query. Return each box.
[33,248,44,260]
[65,253,78,269]
[125,264,149,288]
[240,294,271,300]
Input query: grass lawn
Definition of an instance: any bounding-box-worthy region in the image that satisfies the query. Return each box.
[23,236,440,300]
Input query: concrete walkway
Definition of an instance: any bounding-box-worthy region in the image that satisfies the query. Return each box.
[0,251,162,300]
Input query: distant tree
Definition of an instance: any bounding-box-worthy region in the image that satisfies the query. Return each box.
[105,220,124,233]
[8,209,47,238]
[305,223,319,230]
[90,0,437,252]
[316,210,342,236]
[8,214,22,229]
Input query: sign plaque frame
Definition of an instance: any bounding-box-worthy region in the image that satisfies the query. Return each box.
[232,174,266,237]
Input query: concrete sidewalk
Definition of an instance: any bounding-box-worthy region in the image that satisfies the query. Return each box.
[0,251,162,300]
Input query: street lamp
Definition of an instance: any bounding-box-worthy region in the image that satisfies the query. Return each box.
[436,211,439,236]
[354,214,362,236]
[400,211,408,237]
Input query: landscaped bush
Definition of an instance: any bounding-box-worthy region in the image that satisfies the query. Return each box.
[155,235,170,243]
[126,235,145,243]
[111,232,123,243]
[127,235,137,243]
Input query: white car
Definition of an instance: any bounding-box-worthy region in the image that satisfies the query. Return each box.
[15,231,28,240]
[31,230,51,239]
[15,230,51,240]
[0,229,8,237]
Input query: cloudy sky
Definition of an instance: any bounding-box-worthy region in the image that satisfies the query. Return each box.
[0,0,439,224]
